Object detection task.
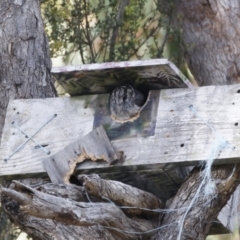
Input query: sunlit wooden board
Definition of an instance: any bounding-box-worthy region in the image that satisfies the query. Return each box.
[0,84,240,178]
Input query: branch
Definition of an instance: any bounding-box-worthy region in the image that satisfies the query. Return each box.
[129,25,161,59]
[78,174,164,216]
[74,0,86,64]
[36,183,87,202]
[5,210,125,240]
[82,0,96,63]
[2,181,155,239]
[108,0,130,61]
[157,10,173,58]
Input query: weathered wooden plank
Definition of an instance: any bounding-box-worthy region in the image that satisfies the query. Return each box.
[52,59,170,73]
[1,84,240,178]
[0,90,159,177]
[0,96,94,177]
[52,59,194,96]
[43,126,118,184]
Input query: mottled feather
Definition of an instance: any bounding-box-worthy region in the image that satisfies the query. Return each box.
[109,85,145,122]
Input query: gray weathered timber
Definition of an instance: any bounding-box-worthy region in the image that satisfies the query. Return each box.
[52,58,194,96]
[2,181,155,240]
[78,174,164,216]
[43,126,118,183]
[95,167,184,201]
[0,84,240,178]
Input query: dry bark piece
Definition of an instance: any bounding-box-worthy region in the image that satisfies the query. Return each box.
[78,174,164,216]
[37,183,86,202]
[43,125,118,184]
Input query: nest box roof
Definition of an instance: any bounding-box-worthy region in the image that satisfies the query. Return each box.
[52,59,193,96]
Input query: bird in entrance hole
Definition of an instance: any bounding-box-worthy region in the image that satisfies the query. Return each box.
[109,85,145,122]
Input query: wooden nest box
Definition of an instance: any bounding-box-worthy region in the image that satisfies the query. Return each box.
[1,59,240,205]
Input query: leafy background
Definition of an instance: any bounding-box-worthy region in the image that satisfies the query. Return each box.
[42,0,185,66]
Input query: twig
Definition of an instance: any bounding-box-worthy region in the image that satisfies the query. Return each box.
[157,13,173,58]
[74,0,86,64]
[108,0,130,61]
[83,0,95,63]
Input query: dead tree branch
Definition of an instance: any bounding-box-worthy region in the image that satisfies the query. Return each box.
[2,180,157,239]
[79,174,164,216]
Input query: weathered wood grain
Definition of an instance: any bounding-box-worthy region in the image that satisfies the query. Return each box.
[2,181,154,239]
[52,59,194,96]
[78,174,164,216]
[43,126,118,183]
[0,84,240,178]
[95,167,184,201]
[0,96,94,177]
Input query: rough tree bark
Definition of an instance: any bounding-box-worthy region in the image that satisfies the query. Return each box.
[0,0,56,137]
[2,178,158,239]
[156,1,240,239]
[0,0,56,238]
[1,0,240,240]
[174,0,240,86]
[159,165,240,240]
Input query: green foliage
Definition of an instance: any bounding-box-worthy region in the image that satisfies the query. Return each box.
[41,0,184,66]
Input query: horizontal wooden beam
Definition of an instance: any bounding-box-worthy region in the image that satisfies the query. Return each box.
[0,84,240,178]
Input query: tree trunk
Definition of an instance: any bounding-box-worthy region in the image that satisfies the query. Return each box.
[0,0,56,138]
[0,0,56,238]
[158,164,240,240]
[175,0,240,86]
[155,0,240,238]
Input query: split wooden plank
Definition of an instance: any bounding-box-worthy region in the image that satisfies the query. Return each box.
[43,126,118,184]
[1,84,240,178]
